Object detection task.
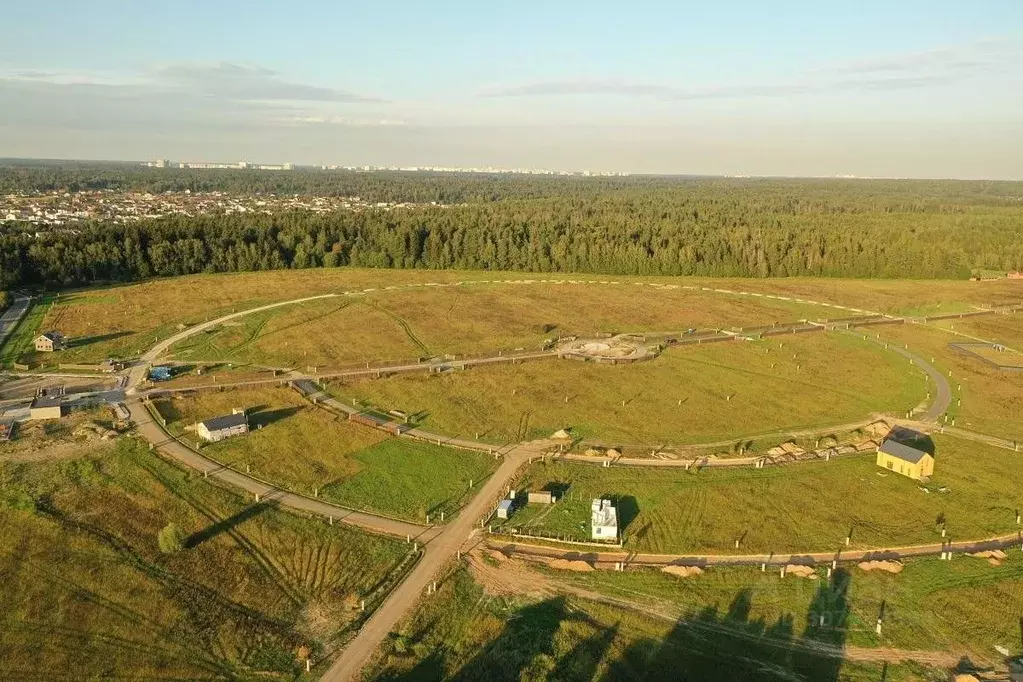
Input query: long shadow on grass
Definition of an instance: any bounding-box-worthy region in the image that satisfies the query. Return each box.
[604,571,852,682]
[69,330,134,347]
[248,406,302,428]
[184,501,275,549]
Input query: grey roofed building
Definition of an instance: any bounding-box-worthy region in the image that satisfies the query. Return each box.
[878,439,928,464]
[200,413,247,432]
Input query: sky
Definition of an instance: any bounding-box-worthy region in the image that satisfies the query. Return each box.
[1,1,1022,178]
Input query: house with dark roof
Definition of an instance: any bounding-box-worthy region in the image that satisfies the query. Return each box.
[197,409,249,442]
[876,429,934,480]
[34,331,66,352]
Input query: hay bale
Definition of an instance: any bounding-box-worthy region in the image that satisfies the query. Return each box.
[551,429,572,440]
[661,565,704,578]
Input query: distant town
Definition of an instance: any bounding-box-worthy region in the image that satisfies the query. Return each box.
[1,189,445,227]
[143,159,629,177]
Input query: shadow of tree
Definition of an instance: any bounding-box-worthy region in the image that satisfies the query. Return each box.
[184,501,275,549]
[604,570,851,682]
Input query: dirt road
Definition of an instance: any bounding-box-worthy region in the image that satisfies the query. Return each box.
[319,439,553,682]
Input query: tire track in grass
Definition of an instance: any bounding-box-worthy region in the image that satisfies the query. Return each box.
[362,301,431,356]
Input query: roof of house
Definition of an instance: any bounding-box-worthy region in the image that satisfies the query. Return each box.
[498,499,514,511]
[31,395,63,409]
[37,331,64,342]
[879,439,930,465]
[200,413,248,432]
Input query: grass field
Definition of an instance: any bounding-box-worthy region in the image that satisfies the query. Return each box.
[495,434,1022,553]
[0,437,409,681]
[20,268,1023,366]
[153,387,500,521]
[334,331,928,446]
[366,565,946,682]
[872,322,1023,441]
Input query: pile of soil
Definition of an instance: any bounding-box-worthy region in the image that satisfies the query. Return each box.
[857,560,904,573]
[784,564,818,578]
[661,565,704,578]
[548,559,594,572]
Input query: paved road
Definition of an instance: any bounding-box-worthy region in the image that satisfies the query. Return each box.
[857,333,952,422]
[0,294,31,353]
[127,398,439,542]
[489,531,1023,567]
[320,439,553,682]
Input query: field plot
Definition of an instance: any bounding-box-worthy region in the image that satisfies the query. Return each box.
[153,387,499,521]
[929,311,1023,351]
[497,434,1022,553]
[169,298,424,368]
[531,553,1023,664]
[366,565,937,682]
[337,332,926,446]
[874,322,1023,441]
[0,438,408,681]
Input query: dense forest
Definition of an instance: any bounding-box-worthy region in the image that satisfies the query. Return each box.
[2,163,1022,288]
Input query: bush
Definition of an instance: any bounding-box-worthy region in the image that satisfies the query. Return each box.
[157,522,185,553]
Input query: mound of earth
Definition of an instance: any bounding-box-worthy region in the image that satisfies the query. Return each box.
[662,565,704,578]
[784,564,818,578]
[967,549,1007,560]
[857,560,903,573]
[73,422,119,440]
[548,559,594,572]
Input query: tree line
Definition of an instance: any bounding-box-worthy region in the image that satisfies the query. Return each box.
[2,169,1022,289]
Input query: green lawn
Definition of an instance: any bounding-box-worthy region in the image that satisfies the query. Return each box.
[0,438,409,681]
[155,387,500,522]
[366,565,943,682]
[497,434,1023,553]
[335,331,928,447]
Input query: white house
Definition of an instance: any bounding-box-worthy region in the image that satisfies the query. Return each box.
[591,499,618,541]
[197,409,249,442]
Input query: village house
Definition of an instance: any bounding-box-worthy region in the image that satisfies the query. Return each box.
[496,499,514,519]
[197,409,249,442]
[591,498,619,541]
[876,430,935,480]
[34,331,66,352]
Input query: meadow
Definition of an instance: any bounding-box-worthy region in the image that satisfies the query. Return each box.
[6,268,1021,367]
[0,437,410,681]
[495,434,1022,553]
[366,564,948,682]
[334,331,928,446]
[153,387,499,521]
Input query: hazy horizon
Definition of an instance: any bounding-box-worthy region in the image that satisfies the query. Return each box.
[2,1,1022,179]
